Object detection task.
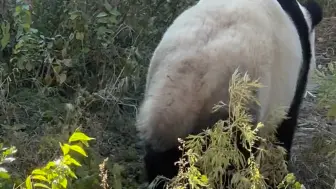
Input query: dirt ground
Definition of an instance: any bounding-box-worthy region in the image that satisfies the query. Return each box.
[291,17,336,189]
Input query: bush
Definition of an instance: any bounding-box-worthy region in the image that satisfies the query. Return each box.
[154,70,302,189]
[0,129,95,189]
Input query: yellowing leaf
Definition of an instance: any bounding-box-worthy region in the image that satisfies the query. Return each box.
[26,176,33,189]
[67,169,77,179]
[45,161,56,169]
[69,145,87,157]
[32,169,47,176]
[32,175,50,183]
[200,175,208,183]
[33,183,51,189]
[60,143,70,155]
[81,140,90,147]
[69,131,95,143]
[60,177,68,188]
[65,156,82,167]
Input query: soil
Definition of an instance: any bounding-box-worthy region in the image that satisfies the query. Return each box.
[290,17,336,189]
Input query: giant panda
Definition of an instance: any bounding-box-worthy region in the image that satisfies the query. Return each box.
[136,0,323,188]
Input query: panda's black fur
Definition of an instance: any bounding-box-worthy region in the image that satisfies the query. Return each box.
[276,0,323,161]
[136,0,323,188]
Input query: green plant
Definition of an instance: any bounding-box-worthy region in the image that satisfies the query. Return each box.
[23,129,95,189]
[158,70,303,189]
[314,62,336,119]
[0,144,18,188]
[0,129,95,189]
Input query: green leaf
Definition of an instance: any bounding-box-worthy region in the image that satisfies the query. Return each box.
[103,2,113,12]
[26,176,33,189]
[328,62,335,72]
[33,183,51,189]
[97,17,110,24]
[1,22,10,51]
[109,8,121,16]
[69,145,87,157]
[25,62,33,71]
[22,5,30,11]
[60,143,70,155]
[22,23,31,31]
[62,59,72,67]
[16,58,25,70]
[69,131,95,143]
[62,48,67,58]
[327,104,336,118]
[82,47,90,53]
[109,16,118,24]
[0,168,10,179]
[69,12,79,20]
[97,12,108,18]
[30,28,38,33]
[2,146,17,156]
[58,73,67,84]
[75,32,84,41]
[53,64,62,74]
[0,172,10,179]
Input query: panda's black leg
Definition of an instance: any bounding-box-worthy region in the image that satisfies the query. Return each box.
[275,115,298,162]
[144,144,182,189]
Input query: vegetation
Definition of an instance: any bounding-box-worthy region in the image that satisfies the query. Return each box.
[0,0,335,189]
[162,71,301,189]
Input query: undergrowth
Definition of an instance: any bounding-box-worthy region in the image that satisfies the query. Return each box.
[0,129,95,189]
[150,70,302,189]
[0,0,335,188]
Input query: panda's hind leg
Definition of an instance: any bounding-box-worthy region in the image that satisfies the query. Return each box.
[275,114,298,163]
[144,144,182,189]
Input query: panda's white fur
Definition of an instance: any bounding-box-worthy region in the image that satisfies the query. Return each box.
[136,0,318,152]
[301,4,318,97]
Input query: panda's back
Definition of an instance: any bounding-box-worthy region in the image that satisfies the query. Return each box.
[137,0,303,151]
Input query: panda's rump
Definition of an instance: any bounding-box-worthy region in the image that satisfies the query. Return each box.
[136,52,233,152]
[136,0,304,152]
